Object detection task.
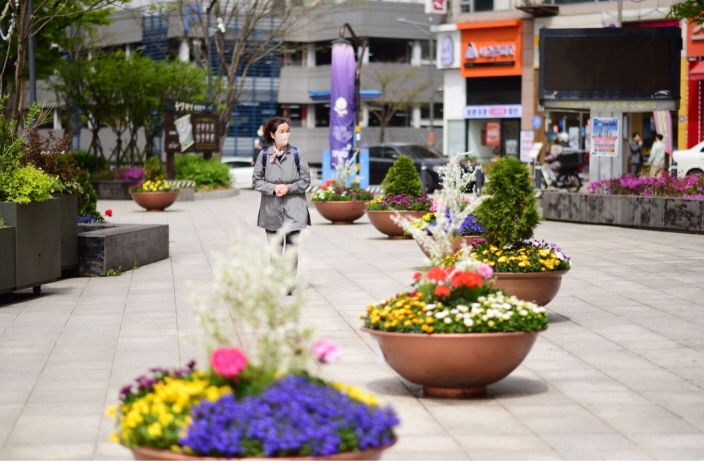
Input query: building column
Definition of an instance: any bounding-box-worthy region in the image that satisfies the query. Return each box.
[179,39,190,62]
[306,44,316,68]
[412,105,421,128]
[306,104,316,128]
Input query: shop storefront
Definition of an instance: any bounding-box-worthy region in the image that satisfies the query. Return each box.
[687,23,704,149]
[459,19,523,161]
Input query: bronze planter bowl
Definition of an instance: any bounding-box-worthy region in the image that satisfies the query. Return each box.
[127,440,396,460]
[362,327,540,398]
[131,191,180,212]
[366,210,428,239]
[312,200,368,224]
[492,269,569,306]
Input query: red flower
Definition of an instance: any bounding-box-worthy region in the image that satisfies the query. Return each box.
[434,285,451,297]
[450,271,483,288]
[105,209,113,217]
[426,266,449,282]
[412,272,422,280]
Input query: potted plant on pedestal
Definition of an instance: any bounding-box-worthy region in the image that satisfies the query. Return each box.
[361,256,547,398]
[109,229,399,459]
[311,153,374,224]
[464,156,571,306]
[366,155,433,239]
[130,158,180,211]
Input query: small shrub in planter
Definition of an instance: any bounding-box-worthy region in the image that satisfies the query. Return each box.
[175,154,230,190]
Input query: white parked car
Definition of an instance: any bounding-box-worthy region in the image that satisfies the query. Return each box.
[221,156,255,189]
[672,141,704,177]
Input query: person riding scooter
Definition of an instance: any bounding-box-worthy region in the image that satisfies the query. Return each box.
[544,132,570,186]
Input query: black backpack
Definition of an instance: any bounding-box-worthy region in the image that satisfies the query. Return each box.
[261,147,300,172]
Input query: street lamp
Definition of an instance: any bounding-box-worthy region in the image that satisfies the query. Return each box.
[397,17,435,147]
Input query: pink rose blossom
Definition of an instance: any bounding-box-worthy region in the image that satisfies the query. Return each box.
[312,339,342,363]
[210,347,248,377]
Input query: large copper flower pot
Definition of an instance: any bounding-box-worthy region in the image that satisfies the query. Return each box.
[492,269,569,306]
[131,191,180,212]
[128,440,395,460]
[366,210,428,239]
[362,328,540,398]
[312,200,367,224]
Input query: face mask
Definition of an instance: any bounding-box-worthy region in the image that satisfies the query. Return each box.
[274,132,290,146]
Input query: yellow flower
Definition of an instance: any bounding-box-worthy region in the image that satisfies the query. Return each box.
[147,422,163,438]
[109,432,121,443]
[105,405,117,418]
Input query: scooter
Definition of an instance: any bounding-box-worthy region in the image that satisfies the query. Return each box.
[533,150,587,195]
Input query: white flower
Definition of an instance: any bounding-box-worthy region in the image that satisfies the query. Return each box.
[444,318,452,324]
[457,304,469,313]
[464,318,474,327]
[424,303,436,311]
[519,309,528,316]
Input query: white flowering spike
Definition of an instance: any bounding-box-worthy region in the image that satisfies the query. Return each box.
[390,152,488,265]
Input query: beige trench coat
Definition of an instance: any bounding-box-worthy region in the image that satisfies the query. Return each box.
[252,145,311,231]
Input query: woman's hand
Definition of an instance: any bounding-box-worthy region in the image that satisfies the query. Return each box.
[274,184,289,197]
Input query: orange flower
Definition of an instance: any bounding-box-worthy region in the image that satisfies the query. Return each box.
[450,271,483,288]
[427,266,449,282]
[434,285,450,297]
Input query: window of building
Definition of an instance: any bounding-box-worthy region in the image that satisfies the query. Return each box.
[278,104,304,127]
[466,76,521,105]
[458,0,494,13]
[314,41,332,66]
[368,38,412,64]
[315,104,330,127]
[282,43,305,67]
[420,103,444,124]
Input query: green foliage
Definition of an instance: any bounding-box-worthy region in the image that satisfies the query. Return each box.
[474,156,541,247]
[21,128,83,194]
[667,0,704,24]
[0,218,5,228]
[144,156,166,181]
[175,154,230,189]
[1,166,56,204]
[381,155,423,196]
[76,170,103,221]
[68,150,109,173]
[106,267,122,277]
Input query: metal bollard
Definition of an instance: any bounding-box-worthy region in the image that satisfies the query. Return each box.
[475,166,484,193]
[534,163,543,190]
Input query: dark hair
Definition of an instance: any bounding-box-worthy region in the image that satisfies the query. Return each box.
[632,132,640,139]
[264,116,292,142]
[656,133,664,141]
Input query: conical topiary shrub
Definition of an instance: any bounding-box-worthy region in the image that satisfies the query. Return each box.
[473,156,540,248]
[381,155,423,196]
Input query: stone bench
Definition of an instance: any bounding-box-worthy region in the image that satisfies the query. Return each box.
[78,223,169,276]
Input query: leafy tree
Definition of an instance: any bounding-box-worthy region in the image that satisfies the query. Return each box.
[366,67,427,143]
[667,0,704,24]
[474,156,541,248]
[179,0,357,157]
[2,0,121,129]
[381,154,423,196]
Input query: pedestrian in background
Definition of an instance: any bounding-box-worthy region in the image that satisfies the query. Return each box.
[252,124,272,165]
[648,133,666,178]
[252,116,311,286]
[629,132,644,175]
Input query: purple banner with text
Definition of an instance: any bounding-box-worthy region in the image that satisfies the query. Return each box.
[329,40,356,169]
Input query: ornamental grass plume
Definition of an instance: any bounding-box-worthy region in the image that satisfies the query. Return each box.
[392,153,486,264]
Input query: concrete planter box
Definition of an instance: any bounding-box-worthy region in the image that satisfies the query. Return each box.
[0,199,61,290]
[56,193,78,270]
[0,226,16,294]
[91,180,141,200]
[78,223,169,276]
[541,191,704,232]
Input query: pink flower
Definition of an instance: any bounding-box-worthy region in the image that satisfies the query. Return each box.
[210,347,248,377]
[477,263,494,280]
[312,339,342,363]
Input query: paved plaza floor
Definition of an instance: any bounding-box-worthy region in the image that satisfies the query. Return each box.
[1,189,704,460]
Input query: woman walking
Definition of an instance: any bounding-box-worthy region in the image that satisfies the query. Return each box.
[252,116,311,284]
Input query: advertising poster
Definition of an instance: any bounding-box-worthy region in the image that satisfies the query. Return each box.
[652,110,673,155]
[485,121,500,146]
[175,114,194,152]
[520,130,534,162]
[590,117,620,157]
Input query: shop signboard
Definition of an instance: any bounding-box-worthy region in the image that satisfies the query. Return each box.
[520,131,534,163]
[459,19,522,78]
[590,117,620,157]
[464,104,521,119]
